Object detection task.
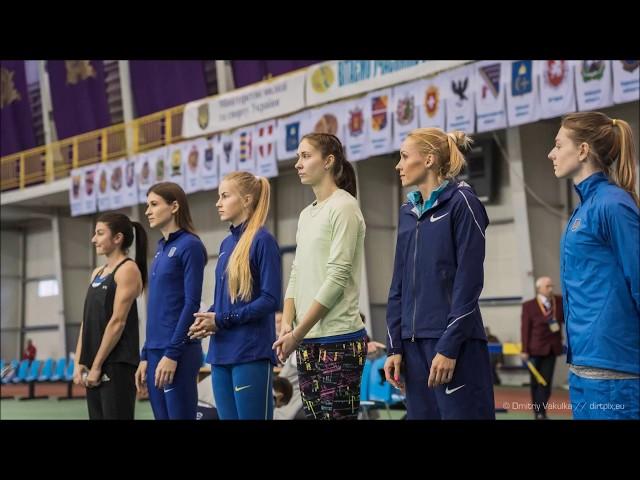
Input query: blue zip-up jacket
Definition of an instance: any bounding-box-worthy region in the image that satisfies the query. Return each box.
[142,229,207,362]
[386,181,489,359]
[561,172,640,375]
[207,224,281,366]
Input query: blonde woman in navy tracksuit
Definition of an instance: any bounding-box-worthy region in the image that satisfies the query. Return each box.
[189,172,281,420]
[384,128,495,420]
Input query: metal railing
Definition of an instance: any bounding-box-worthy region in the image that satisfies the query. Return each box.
[1,105,184,192]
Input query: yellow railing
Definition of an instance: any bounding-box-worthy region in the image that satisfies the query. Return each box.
[1,105,184,192]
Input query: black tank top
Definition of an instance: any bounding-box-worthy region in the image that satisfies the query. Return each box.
[80,258,140,368]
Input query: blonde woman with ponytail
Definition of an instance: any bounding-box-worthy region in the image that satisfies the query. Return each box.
[549,111,639,420]
[384,127,496,419]
[189,172,281,420]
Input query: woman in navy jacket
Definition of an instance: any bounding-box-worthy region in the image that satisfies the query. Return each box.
[189,172,281,420]
[135,182,207,420]
[384,128,495,419]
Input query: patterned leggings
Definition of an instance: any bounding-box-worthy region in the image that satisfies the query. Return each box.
[296,337,367,420]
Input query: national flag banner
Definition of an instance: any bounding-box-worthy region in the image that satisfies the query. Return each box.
[445,64,475,133]
[392,80,420,150]
[612,60,639,104]
[538,60,576,119]
[254,120,278,178]
[365,88,393,156]
[474,60,507,133]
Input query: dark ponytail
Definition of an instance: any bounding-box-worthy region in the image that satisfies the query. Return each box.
[131,221,148,290]
[302,133,357,198]
[96,212,149,290]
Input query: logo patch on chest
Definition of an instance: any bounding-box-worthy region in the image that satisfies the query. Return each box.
[168,246,177,257]
[570,218,581,232]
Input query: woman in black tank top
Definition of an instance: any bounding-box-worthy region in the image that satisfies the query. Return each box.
[73,212,148,420]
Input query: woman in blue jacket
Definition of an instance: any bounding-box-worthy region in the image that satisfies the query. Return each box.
[549,111,639,420]
[384,127,495,419]
[189,172,281,420]
[135,182,207,420]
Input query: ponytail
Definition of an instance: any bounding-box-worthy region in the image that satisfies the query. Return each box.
[612,119,639,206]
[132,221,148,290]
[224,173,271,303]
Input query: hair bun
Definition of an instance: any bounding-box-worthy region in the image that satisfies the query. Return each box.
[447,131,473,150]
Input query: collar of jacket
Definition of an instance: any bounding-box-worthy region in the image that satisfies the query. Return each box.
[573,171,608,203]
[158,228,185,246]
[229,222,247,240]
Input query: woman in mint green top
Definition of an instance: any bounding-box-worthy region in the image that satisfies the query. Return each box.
[273,133,367,419]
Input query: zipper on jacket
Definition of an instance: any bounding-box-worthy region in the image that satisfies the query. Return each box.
[412,219,420,342]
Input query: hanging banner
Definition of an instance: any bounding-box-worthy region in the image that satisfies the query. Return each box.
[575,60,613,112]
[96,162,111,212]
[365,88,393,156]
[150,146,170,186]
[416,76,446,130]
[506,60,540,127]
[276,110,312,161]
[108,159,127,210]
[217,133,237,179]
[83,165,98,215]
[344,96,369,162]
[200,136,219,191]
[612,60,639,104]
[69,167,84,217]
[234,127,256,174]
[136,152,152,204]
[182,70,306,138]
[184,139,204,194]
[539,60,576,119]
[445,64,475,133]
[392,81,420,150]
[254,120,278,178]
[474,61,507,133]
[306,60,469,106]
[308,101,347,144]
[122,158,137,207]
[166,143,186,188]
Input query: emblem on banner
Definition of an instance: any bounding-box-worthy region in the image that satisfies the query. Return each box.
[314,114,338,135]
[311,66,335,93]
[479,63,501,99]
[171,150,182,176]
[188,146,199,173]
[511,61,533,96]
[348,108,364,136]
[452,77,469,101]
[257,125,274,158]
[65,61,96,85]
[72,175,81,199]
[621,60,639,73]
[204,145,214,170]
[425,86,439,117]
[111,166,122,191]
[223,141,233,164]
[395,95,415,125]
[371,95,388,131]
[156,157,165,181]
[0,67,21,108]
[285,122,300,152]
[85,170,95,195]
[581,61,605,82]
[198,103,209,130]
[545,61,567,88]
[239,131,252,163]
[99,170,108,194]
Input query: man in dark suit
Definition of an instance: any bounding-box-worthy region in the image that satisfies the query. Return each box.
[521,276,564,420]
